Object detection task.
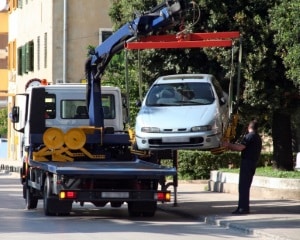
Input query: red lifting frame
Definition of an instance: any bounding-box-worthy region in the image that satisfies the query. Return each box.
[125,31,240,49]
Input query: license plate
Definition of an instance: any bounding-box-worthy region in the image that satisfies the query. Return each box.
[101,192,129,198]
[162,137,189,143]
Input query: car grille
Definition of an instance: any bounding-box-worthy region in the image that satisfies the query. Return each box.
[149,137,204,146]
[162,128,187,132]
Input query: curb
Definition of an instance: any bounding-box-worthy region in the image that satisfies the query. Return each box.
[160,204,294,240]
[205,216,292,240]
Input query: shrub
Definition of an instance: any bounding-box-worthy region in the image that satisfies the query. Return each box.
[175,150,272,180]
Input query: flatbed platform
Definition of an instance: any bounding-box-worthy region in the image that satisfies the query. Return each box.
[29,159,176,178]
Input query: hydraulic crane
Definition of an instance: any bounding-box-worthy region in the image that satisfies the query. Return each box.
[85,0,189,128]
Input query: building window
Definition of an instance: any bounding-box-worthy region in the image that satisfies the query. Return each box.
[17,41,34,75]
[8,39,16,70]
[17,46,22,75]
[21,45,26,74]
[0,33,8,69]
[17,0,22,9]
[99,28,112,44]
[25,40,34,72]
[8,0,18,13]
[44,32,47,68]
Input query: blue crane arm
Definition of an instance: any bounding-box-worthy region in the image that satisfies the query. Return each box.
[85,0,189,128]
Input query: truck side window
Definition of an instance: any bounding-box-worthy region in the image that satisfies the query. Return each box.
[102,94,115,119]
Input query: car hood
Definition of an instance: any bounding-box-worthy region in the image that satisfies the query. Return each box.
[136,104,218,129]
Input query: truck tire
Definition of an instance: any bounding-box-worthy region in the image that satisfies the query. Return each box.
[24,183,38,209]
[43,176,72,216]
[128,201,157,217]
[43,176,55,216]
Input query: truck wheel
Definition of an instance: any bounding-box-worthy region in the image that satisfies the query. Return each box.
[128,201,157,217]
[142,201,156,217]
[24,183,38,209]
[43,176,72,216]
[128,202,141,217]
[43,176,55,216]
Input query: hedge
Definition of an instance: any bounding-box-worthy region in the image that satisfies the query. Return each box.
[171,150,273,180]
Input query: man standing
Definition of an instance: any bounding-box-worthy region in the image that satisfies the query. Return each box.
[222,120,262,214]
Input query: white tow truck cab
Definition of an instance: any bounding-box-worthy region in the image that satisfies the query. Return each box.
[12,83,126,157]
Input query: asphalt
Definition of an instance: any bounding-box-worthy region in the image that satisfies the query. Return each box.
[1,159,300,240]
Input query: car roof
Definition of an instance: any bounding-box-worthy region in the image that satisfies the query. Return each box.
[154,74,214,84]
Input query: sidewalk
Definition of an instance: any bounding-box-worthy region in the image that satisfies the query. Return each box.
[160,182,300,240]
[2,159,300,239]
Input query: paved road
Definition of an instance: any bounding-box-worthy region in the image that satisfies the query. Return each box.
[0,172,264,240]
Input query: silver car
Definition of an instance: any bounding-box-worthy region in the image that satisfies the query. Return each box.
[135,74,229,150]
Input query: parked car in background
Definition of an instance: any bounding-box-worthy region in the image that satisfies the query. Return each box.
[135,74,229,150]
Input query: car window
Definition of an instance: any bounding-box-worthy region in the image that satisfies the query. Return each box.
[146,82,215,106]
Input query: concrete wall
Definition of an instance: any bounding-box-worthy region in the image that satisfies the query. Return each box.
[209,170,300,200]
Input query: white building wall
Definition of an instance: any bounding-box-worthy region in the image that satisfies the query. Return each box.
[7,0,112,161]
[9,0,53,93]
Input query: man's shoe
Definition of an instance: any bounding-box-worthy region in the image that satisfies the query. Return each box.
[232,208,249,215]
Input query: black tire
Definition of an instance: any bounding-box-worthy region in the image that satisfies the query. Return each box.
[128,201,157,217]
[128,202,142,217]
[43,176,55,216]
[43,176,72,216]
[142,201,156,217]
[24,183,38,209]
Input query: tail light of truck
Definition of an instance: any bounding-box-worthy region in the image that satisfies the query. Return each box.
[155,191,171,202]
[59,191,77,200]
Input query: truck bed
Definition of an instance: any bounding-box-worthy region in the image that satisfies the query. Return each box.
[30,159,176,179]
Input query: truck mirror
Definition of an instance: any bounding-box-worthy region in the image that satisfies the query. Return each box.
[11,106,20,123]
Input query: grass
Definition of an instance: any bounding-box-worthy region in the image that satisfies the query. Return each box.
[219,166,300,179]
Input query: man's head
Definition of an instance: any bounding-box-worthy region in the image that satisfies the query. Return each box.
[248,120,259,132]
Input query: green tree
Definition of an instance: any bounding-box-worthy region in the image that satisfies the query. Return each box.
[196,0,297,170]
[108,0,298,170]
[0,108,8,138]
[270,0,300,86]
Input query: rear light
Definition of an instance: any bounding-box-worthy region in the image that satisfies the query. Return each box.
[59,191,77,199]
[155,191,171,202]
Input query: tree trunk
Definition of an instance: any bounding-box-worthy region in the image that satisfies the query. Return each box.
[272,111,294,170]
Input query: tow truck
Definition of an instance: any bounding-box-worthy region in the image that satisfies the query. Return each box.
[11,0,190,217]
[11,0,241,217]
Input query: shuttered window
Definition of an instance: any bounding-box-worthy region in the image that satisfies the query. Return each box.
[17,47,22,75]
[25,40,34,72]
[8,40,16,70]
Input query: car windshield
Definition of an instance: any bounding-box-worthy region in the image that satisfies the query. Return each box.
[146,82,215,106]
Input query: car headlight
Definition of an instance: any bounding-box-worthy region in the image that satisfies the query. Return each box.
[191,125,212,132]
[141,127,160,133]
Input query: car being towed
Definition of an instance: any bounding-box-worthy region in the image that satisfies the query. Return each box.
[135,74,229,150]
